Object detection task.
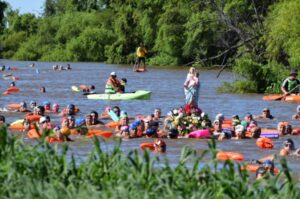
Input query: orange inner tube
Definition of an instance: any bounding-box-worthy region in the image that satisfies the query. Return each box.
[256,137,274,149]
[216,151,245,161]
[7,104,21,109]
[86,129,113,138]
[27,129,41,139]
[7,87,20,92]
[9,123,34,131]
[105,121,119,128]
[26,115,41,122]
[47,136,64,143]
[140,142,155,151]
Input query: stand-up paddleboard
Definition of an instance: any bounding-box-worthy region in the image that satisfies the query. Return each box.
[134,68,147,72]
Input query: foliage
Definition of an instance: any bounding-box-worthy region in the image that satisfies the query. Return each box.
[0,125,300,198]
[1,0,300,93]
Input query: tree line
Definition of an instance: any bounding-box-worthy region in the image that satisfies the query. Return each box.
[0,0,299,93]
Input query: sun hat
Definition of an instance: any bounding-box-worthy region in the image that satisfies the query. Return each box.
[215,113,224,121]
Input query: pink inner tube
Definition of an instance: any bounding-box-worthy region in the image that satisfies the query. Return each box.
[188,129,211,139]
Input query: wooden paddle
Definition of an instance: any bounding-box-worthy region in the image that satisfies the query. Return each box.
[275,84,300,101]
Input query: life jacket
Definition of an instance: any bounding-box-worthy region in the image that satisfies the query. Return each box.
[136,47,146,57]
[105,78,120,94]
[287,79,299,93]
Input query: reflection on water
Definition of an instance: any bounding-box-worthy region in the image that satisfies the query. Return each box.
[0,59,300,175]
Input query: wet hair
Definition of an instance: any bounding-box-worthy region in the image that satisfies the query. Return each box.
[90,111,98,118]
[169,128,178,139]
[284,139,295,150]
[0,115,5,122]
[90,85,95,90]
[121,78,127,83]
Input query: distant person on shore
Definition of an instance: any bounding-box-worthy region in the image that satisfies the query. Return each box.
[133,42,147,71]
[105,72,122,94]
[281,70,300,95]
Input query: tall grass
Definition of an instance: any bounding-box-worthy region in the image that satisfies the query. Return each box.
[0,126,299,198]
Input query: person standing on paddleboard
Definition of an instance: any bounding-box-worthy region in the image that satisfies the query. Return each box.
[134,42,147,71]
[281,70,300,95]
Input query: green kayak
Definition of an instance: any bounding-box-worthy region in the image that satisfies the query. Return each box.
[87,90,151,100]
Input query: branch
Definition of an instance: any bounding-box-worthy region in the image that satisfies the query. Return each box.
[184,36,258,66]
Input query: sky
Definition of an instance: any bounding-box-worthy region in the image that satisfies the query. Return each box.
[5,0,45,15]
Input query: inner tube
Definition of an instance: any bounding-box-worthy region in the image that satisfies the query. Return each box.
[26,114,41,122]
[256,137,274,149]
[222,123,232,128]
[140,142,155,151]
[188,129,211,138]
[105,121,119,129]
[9,123,24,131]
[7,104,21,109]
[7,87,20,92]
[27,129,41,139]
[46,136,64,143]
[216,151,244,161]
[86,129,113,138]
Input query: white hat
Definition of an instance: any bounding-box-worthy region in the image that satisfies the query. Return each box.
[39,116,47,123]
[110,71,116,76]
[215,113,224,121]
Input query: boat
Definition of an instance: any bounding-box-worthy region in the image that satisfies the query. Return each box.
[87,90,151,100]
[262,94,300,102]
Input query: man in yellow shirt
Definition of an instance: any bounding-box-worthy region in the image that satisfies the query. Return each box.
[134,43,147,71]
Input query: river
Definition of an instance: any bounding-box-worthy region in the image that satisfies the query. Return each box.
[0,59,299,175]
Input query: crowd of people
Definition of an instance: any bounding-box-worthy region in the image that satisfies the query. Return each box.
[2,55,300,180]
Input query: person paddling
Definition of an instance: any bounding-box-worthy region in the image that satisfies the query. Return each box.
[281,70,300,95]
[105,72,122,94]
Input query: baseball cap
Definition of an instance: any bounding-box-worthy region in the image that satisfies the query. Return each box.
[110,71,116,76]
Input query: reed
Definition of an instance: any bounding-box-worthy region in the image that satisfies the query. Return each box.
[0,126,299,198]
